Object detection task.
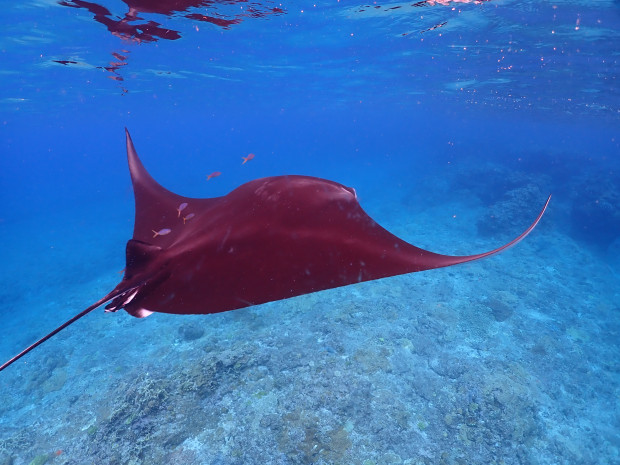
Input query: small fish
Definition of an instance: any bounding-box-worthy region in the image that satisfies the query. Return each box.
[55,450,63,456]
[152,228,171,238]
[183,213,195,224]
[242,153,255,164]
[206,171,221,181]
[177,202,188,217]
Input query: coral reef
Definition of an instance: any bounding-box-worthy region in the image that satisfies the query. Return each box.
[485,296,514,322]
[177,323,205,342]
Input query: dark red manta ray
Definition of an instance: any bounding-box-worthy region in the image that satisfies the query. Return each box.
[0,130,550,372]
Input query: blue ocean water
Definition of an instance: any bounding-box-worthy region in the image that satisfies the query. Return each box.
[0,1,619,464]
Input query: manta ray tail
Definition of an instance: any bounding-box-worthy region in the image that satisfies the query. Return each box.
[0,288,132,372]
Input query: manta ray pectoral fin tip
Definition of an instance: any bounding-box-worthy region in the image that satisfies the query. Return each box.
[486,193,551,257]
[439,193,551,269]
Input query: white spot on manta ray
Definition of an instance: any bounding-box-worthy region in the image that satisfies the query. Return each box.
[132,308,154,318]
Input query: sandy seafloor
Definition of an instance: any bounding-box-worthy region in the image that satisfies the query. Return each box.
[0,157,618,465]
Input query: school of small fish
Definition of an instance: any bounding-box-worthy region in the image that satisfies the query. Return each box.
[154,153,256,238]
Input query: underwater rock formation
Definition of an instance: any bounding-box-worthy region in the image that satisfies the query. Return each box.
[570,169,620,249]
[477,184,547,238]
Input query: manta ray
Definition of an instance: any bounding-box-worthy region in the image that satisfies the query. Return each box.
[0,129,550,372]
